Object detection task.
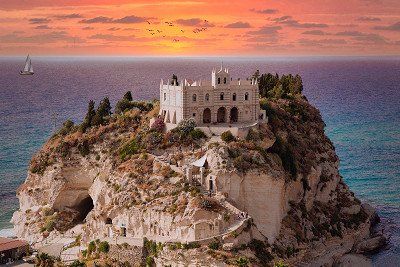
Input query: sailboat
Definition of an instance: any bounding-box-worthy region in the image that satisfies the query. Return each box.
[20,55,34,75]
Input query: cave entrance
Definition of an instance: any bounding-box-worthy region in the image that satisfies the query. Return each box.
[73,195,94,222]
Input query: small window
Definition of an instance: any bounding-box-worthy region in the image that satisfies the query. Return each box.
[163,93,166,101]
[233,93,236,101]
[192,94,197,102]
[245,92,249,100]
[205,93,209,101]
[224,77,227,84]
[193,113,196,117]
[218,77,220,84]
[220,92,224,100]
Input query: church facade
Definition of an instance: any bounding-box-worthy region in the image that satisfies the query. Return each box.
[159,66,265,126]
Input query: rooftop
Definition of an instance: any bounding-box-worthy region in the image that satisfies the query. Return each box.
[0,237,28,252]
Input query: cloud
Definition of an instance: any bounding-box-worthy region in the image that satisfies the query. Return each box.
[34,25,52,30]
[373,21,400,31]
[225,22,251,28]
[357,16,381,22]
[0,31,82,44]
[82,26,94,30]
[246,25,282,43]
[53,13,84,20]
[274,16,328,28]
[298,38,347,47]
[248,25,282,35]
[108,27,121,31]
[335,31,365,36]
[113,15,147,24]
[29,18,51,24]
[249,8,278,14]
[354,33,388,44]
[175,18,214,27]
[302,30,327,35]
[80,15,147,24]
[88,34,135,41]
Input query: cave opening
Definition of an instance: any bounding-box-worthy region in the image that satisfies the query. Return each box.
[73,195,94,222]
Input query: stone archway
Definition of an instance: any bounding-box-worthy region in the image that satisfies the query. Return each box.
[217,107,226,123]
[230,107,238,123]
[203,108,211,123]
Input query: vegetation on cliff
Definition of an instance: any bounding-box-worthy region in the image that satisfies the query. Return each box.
[18,71,380,267]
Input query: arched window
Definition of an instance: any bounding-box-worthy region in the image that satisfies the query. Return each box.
[192,94,197,102]
[218,77,221,84]
[224,77,227,84]
[163,93,166,101]
[232,93,236,101]
[245,92,249,100]
[220,92,224,100]
[205,93,209,101]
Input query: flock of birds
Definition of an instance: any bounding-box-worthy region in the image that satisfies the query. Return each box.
[144,19,210,43]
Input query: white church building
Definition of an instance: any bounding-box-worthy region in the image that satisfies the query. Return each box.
[159,66,266,127]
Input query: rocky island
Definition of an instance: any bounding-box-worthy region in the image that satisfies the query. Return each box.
[12,69,386,266]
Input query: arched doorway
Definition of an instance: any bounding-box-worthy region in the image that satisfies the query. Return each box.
[217,107,226,123]
[230,107,238,123]
[203,108,211,123]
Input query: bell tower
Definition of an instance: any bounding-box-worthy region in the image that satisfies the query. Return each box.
[212,62,230,87]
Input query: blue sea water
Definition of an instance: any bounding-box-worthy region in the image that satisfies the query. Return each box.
[0,56,399,266]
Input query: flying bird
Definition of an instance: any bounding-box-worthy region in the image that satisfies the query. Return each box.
[147,21,151,24]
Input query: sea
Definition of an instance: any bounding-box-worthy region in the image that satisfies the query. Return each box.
[0,56,399,266]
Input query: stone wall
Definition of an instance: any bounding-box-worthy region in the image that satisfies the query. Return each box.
[216,171,287,243]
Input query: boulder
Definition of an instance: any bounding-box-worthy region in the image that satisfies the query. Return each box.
[354,235,387,254]
[341,204,361,215]
[334,253,372,267]
[361,203,380,226]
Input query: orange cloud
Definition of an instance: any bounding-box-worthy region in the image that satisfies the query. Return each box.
[0,0,399,55]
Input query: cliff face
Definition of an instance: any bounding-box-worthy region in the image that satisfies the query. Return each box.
[12,97,383,266]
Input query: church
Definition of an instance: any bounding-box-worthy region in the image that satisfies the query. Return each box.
[159,66,266,126]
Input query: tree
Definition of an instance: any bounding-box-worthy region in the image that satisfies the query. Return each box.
[123,91,133,101]
[81,100,96,132]
[92,97,112,126]
[115,98,131,114]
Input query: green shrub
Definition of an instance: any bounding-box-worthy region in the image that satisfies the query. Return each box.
[70,260,85,267]
[119,139,139,160]
[189,129,207,140]
[235,257,249,267]
[98,241,110,253]
[145,256,154,267]
[182,242,200,249]
[274,260,289,267]
[177,118,196,136]
[57,119,75,136]
[88,241,96,254]
[77,140,90,157]
[208,241,221,250]
[221,131,235,143]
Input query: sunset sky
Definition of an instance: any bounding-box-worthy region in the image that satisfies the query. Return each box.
[1,0,400,56]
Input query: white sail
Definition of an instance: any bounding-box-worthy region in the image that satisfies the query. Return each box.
[23,55,30,72]
[28,58,33,73]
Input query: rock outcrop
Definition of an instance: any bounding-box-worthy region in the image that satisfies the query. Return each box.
[12,97,385,266]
